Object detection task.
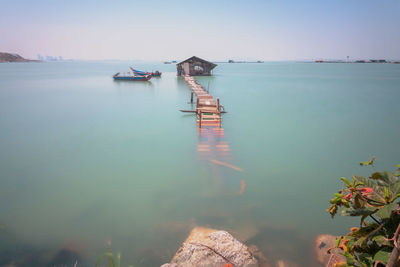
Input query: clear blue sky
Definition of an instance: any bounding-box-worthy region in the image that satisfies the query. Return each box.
[1,0,399,61]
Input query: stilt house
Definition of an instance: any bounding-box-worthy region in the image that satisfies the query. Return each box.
[176,56,217,76]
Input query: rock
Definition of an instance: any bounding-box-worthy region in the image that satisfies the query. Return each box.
[248,245,272,267]
[229,224,260,243]
[138,220,195,265]
[169,227,258,267]
[246,225,310,266]
[314,234,346,266]
[276,259,299,267]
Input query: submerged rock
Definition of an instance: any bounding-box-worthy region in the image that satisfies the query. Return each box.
[168,227,258,267]
[248,245,271,267]
[276,259,299,267]
[314,234,346,266]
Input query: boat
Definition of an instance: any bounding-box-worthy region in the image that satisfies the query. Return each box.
[151,70,162,77]
[130,67,162,77]
[113,72,151,81]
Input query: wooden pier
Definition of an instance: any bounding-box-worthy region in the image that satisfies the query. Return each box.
[181,75,222,127]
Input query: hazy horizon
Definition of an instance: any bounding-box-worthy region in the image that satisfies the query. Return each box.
[1,0,399,61]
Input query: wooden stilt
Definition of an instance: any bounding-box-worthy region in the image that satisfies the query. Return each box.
[190,92,194,103]
[199,111,202,128]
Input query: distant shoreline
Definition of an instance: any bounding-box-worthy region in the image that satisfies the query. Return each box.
[0,52,40,63]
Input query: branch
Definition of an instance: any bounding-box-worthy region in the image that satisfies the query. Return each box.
[386,223,400,267]
[363,223,384,243]
[369,215,381,225]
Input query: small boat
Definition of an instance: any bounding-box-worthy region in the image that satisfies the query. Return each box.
[130,67,162,77]
[152,70,162,77]
[113,72,151,81]
[164,61,171,64]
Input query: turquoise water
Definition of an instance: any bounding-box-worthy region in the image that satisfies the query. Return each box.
[0,62,399,266]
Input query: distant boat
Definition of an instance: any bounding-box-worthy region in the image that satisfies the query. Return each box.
[152,70,162,77]
[164,61,171,64]
[171,60,177,63]
[113,72,151,81]
[130,67,162,77]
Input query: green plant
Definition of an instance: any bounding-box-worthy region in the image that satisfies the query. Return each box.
[327,157,400,266]
[95,249,121,267]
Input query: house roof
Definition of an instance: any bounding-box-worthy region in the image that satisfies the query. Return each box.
[177,56,217,68]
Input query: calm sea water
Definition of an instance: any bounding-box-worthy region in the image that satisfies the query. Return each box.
[0,61,399,266]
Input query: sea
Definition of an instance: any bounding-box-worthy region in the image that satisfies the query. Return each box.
[0,61,399,266]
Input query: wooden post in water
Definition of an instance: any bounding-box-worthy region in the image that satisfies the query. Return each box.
[190,92,194,103]
[199,111,202,128]
[216,97,220,113]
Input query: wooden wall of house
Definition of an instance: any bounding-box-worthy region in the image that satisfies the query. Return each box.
[177,60,214,76]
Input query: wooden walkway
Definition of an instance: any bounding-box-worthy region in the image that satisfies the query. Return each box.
[181,75,222,127]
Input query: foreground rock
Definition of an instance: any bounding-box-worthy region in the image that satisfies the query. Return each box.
[164,227,258,267]
[314,234,346,266]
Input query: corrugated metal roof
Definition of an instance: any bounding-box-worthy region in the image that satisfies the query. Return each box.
[177,56,217,68]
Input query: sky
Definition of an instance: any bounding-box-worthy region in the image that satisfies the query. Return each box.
[0,0,399,61]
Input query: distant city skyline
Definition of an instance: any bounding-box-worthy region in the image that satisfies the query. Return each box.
[1,0,399,61]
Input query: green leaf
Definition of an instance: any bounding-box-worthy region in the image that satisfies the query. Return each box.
[354,195,365,209]
[383,186,391,200]
[108,252,115,267]
[340,207,375,217]
[343,251,356,265]
[335,193,345,198]
[385,171,400,184]
[335,236,343,247]
[346,239,356,252]
[360,156,375,166]
[327,204,338,218]
[390,181,400,195]
[370,172,383,180]
[392,193,400,202]
[360,213,370,226]
[376,202,395,219]
[358,253,374,266]
[330,197,340,204]
[373,248,392,265]
[95,252,114,267]
[117,253,121,267]
[341,177,351,187]
[352,175,375,188]
[372,235,391,246]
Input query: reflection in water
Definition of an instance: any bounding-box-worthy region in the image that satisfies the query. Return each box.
[113,79,154,88]
[197,124,245,195]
